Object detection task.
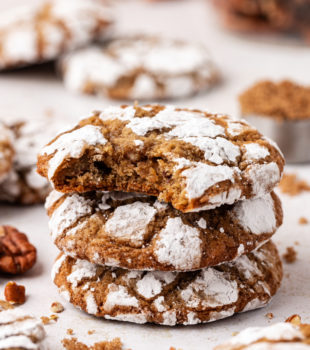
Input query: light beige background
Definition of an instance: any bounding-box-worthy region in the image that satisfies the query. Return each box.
[0,0,309,348]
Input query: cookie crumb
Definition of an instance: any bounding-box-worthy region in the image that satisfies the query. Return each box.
[51,301,64,313]
[88,330,95,335]
[40,314,58,324]
[286,314,301,325]
[62,337,123,350]
[299,217,308,225]
[67,329,74,335]
[4,281,26,304]
[279,173,310,196]
[283,247,297,263]
[0,299,14,310]
[265,312,274,319]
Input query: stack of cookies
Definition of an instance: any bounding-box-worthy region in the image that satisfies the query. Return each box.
[37,104,285,326]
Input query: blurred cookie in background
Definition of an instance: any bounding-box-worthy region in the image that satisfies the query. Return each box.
[59,36,219,100]
[239,80,310,163]
[0,0,113,70]
[0,117,63,205]
[0,123,14,183]
[213,0,310,42]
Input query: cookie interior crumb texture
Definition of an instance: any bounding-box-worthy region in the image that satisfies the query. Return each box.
[279,173,310,196]
[0,122,14,183]
[62,337,123,350]
[239,80,310,121]
[46,190,282,271]
[60,36,219,100]
[52,241,283,326]
[37,104,284,213]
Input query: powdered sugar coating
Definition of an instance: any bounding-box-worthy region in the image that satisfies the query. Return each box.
[233,193,276,235]
[105,202,157,245]
[53,241,282,326]
[42,125,107,180]
[0,0,113,69]
[180,269,238,308]
[154,217,202,270]
[47,190,281,271]
[67,259,97,288]
[217,322,306,350]
[61,36,218,100]
[38,105,284,212]
[0,117,63,204]
[0,310,46,350]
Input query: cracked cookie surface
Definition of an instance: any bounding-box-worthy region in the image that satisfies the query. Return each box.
[60,36,219,100]
[0,117,62,204]
[0,309,46,349]
[46,190,282,271]
[53,241,282,326]
[0,123,14,183]
[0,0,112,70]
[38,105,285,212]
[214,319,310,349]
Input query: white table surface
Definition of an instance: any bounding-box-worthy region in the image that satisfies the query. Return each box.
[0,1,310,349]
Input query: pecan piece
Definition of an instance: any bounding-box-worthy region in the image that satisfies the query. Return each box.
[4,281,26,304]
[0,226,37,274]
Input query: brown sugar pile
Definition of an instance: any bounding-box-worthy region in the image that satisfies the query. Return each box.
[62,337,123,350]
[279,173,310,196]
[239,80,310,121]
[283,246,297,264]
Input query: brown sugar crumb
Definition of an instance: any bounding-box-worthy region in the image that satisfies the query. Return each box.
[51,301,64,313]
[4,281,26,304]
[283,246,297,263]
[299,217,308,225]
[67,329,74,335]
[279,173,310,196]
[239,80,310,121]
[40,314,58,324]
[0,299,14,310]
[88,330,95,335]
[265,312,274,320]
[62,337,123,350]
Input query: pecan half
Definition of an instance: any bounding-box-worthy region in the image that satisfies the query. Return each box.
[0,226,37,274]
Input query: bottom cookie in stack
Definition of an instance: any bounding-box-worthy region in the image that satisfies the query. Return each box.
[52,241,282,326]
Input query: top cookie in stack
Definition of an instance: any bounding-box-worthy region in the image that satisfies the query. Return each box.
[37,104,284,212]
[38,104,284,326]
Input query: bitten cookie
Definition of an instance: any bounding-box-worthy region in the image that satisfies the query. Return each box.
[46,190,282,271]
[0,309,46,349]
[53,241,282,326]
[214,319,310,349]
[38,105,285,213]
[0,0,113,70]
[0,123,14,183]
[59,36,219,100]
[0,117,62,204]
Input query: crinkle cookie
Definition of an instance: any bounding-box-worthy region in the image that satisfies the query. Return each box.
[0,117,62,205]
[214,319,310,350]
[46,190,282,271]
[0,0,113,70]
[59,36,219,100]
[0,309,46,349]
[0,123,14,183]
[52,241,282,326]
[38,105,285,213]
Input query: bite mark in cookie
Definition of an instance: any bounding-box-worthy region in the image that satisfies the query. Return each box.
[38,105,285,213]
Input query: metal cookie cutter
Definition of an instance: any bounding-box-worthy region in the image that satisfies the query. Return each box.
[244,115,310,164]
